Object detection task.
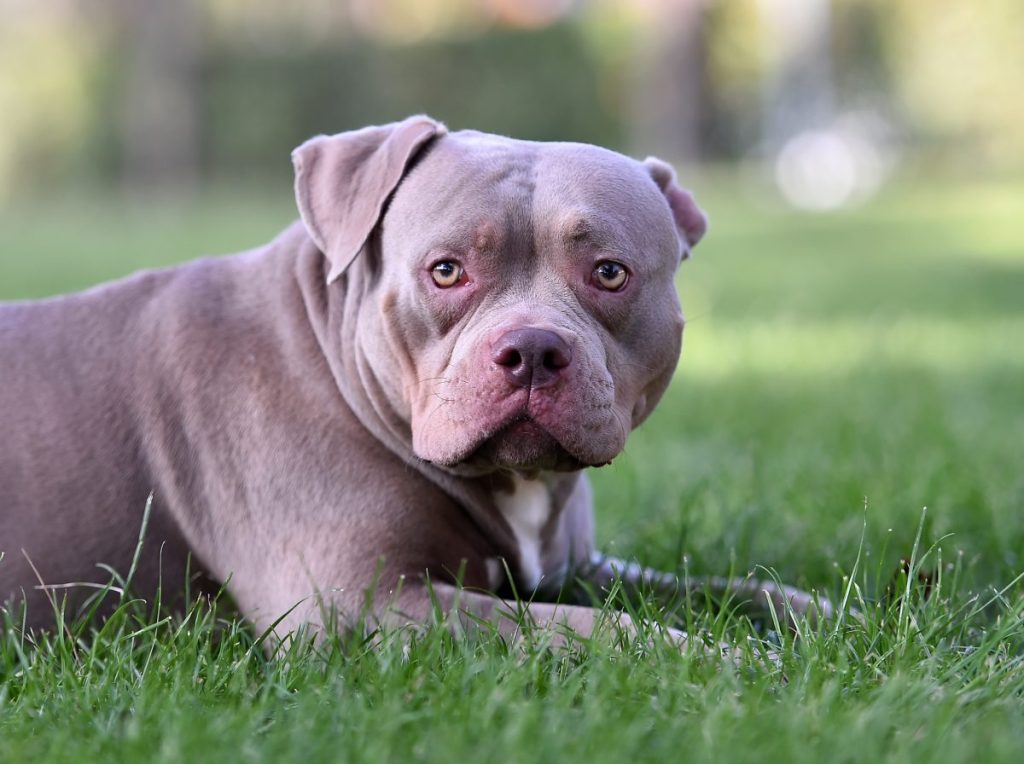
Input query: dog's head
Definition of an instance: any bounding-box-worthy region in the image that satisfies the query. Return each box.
[293,116,706,475]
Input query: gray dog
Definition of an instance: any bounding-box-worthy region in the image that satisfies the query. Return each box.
[0,116,827,645]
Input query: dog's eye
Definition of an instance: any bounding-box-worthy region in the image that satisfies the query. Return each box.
[592,260,629,291]
[430,261,464,288]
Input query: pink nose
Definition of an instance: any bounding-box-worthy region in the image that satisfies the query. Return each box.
[491,328,573,389]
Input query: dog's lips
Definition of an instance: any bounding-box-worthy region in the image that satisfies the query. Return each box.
[489,416,556,454]
[413,378,623,474]
[459,411,589,473]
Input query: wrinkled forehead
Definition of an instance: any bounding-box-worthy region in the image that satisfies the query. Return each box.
[387,131,680,257]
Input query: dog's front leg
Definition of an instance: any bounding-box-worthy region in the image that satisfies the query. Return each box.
[386,581,692,651]
[576,554,835,629]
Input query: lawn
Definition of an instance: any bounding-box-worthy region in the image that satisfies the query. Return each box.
[1,174,1023,762]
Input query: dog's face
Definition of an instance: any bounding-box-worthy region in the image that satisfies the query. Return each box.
[293,117,706,475]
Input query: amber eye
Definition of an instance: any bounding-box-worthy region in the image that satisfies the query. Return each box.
[593,260,629,291]
[430,260,464,288]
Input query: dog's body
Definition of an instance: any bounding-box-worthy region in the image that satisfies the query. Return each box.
[1,117,823,641]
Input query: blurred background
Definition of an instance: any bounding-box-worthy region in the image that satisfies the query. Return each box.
[1,0,1022,201]
[1,0,1022,586]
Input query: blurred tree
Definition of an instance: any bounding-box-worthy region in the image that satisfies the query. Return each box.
[756,0,836,151]
[0,3,93,197]
[115,0,201,188]
[628,0,711,165]
[702,0,763,156]
[887,0,1024,168]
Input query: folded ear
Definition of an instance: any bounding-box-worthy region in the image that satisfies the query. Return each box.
[643,157,708,258]
[292,115,447,283]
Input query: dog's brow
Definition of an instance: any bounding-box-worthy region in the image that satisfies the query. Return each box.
[563,217,597,246]
[432,220,501,255]
[472,220,499,253]
[562,217,623,256]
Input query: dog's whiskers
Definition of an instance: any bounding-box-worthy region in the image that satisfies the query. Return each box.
[402,375,453,394]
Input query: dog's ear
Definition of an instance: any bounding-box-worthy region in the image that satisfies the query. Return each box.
[643,157,708,258]
[292,115,447,283]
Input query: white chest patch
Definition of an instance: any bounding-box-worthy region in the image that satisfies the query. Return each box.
[493,476,552,591]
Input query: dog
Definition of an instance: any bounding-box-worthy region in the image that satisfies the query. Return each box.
[0,116,828,645]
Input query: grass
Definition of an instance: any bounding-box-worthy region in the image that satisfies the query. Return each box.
[2,173,1023,762]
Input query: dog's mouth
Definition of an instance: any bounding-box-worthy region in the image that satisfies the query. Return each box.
[462,414,587,474]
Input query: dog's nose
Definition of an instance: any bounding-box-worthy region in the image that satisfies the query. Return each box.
[491,328,573,389]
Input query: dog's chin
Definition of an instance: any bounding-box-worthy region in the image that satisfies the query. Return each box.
[461,419,587,475]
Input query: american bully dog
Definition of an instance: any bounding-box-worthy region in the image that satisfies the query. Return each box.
[0,116,829,645]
